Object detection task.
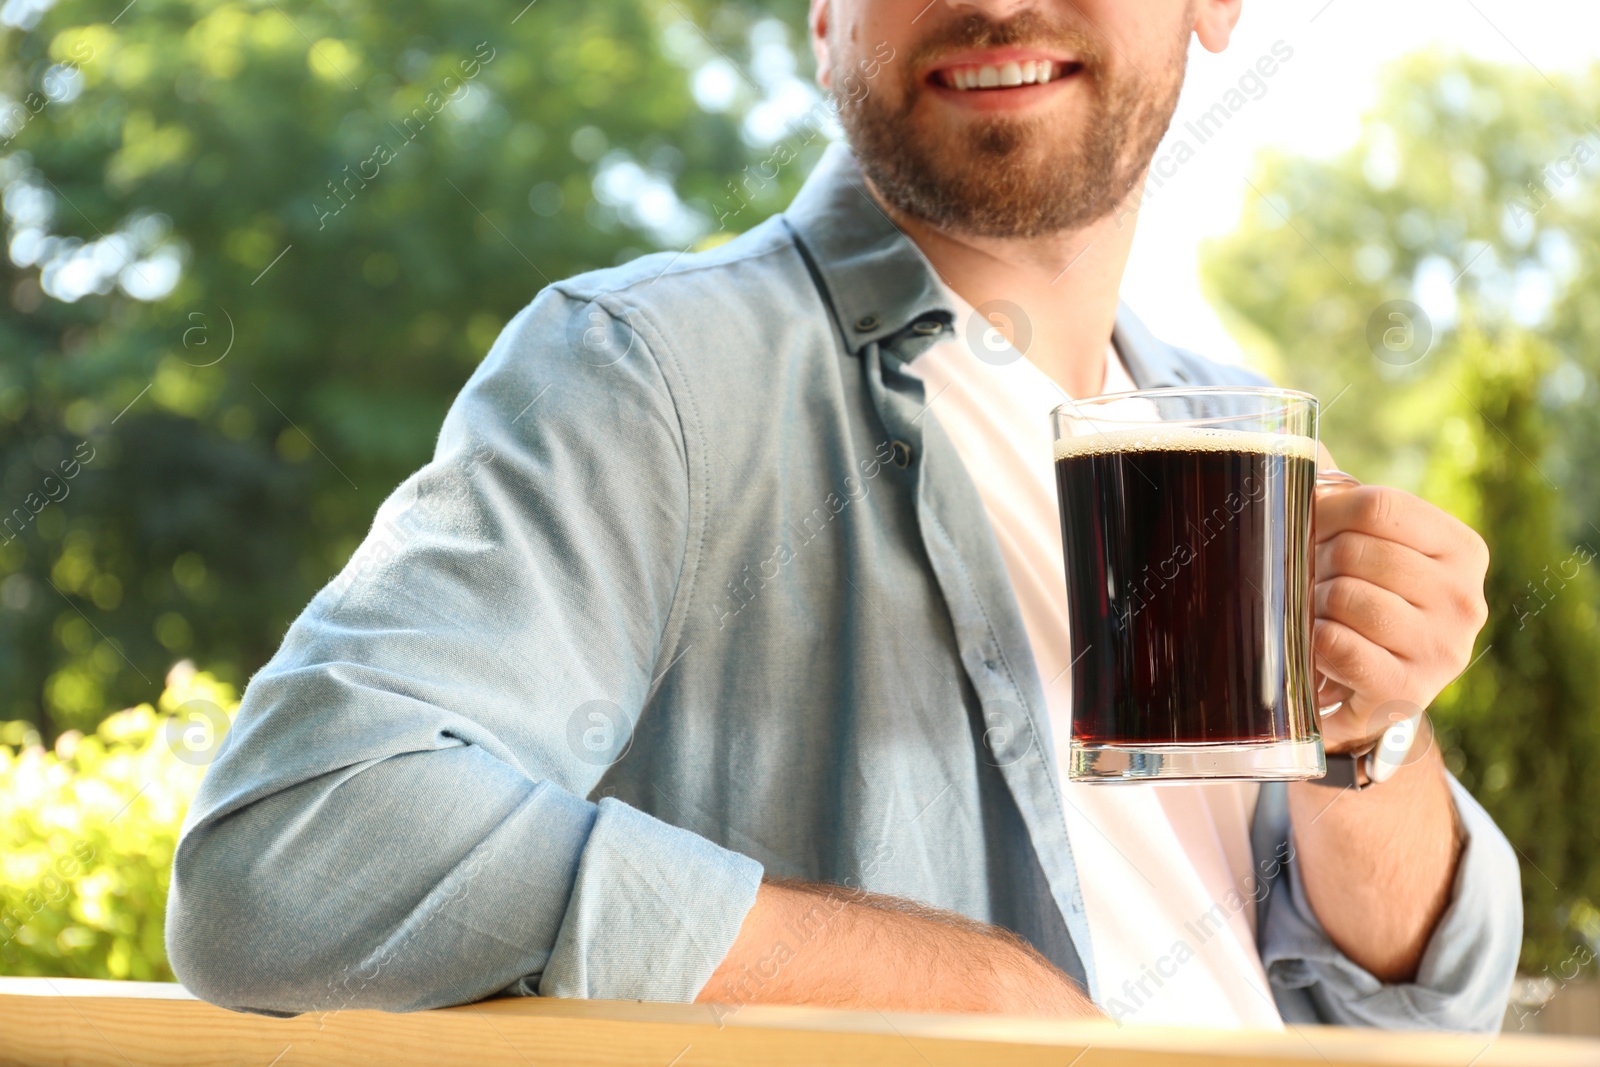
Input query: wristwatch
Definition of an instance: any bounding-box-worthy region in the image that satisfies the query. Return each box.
[1312,709,1427,790]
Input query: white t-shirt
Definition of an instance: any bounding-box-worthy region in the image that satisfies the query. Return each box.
[907,293,1284,1029]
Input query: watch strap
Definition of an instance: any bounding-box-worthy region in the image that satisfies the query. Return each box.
[1313,749,1370,790]
[1311,712,1427,789]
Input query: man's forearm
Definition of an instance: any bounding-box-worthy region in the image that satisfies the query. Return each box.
[695,878,1103,1019]
[1287,745,1463,983]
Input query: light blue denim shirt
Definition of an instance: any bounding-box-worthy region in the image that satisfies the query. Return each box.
[167,143,1521,1029]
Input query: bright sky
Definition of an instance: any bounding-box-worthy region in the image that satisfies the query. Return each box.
[1120,0,1600,364]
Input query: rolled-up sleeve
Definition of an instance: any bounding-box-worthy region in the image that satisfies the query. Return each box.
[1259,775,1522,1030]
[166,287,763,1015]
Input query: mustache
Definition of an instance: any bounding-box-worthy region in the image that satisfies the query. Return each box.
[904,10,1104,72]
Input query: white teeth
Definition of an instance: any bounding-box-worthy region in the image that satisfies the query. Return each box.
[945,60,1058,91]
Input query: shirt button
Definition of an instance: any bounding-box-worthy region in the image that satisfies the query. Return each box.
[890,440,913,468]
[912,319,943,336]
[854,314,880,332]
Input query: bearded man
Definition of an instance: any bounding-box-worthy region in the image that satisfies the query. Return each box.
[168,0,1521,1030]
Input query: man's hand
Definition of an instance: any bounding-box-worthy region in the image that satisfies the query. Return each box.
[696,879,1103,1020]
[1311,479,1490,749]
[1288,465,1486,984]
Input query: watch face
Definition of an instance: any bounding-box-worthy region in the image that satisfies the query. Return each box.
[1368,714,1423,783]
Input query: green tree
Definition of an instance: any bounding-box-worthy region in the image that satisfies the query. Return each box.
[1,0,814,734]
[1203,55,1600,972]
[1201,53,1600,512]
[1424,329,1600,971]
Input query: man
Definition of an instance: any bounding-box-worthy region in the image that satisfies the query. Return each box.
[167,0,1521,1030]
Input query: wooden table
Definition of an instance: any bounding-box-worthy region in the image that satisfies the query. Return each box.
[2,978,1596,1066]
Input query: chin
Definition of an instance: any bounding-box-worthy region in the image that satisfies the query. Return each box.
[924,103,1082,153]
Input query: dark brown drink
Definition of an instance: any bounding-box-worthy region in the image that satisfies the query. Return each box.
[1054,428,1319,747]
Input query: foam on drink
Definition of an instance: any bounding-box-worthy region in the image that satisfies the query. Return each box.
[1053,426,1317,462]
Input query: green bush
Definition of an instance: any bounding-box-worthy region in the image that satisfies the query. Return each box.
[0,666,234,979]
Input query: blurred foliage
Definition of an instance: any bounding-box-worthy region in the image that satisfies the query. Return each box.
[0,665,235,979]
[1,0,813,734]
[1424,330,1600,973]
[1203,55,1600,972]
[1202,53,1600,515]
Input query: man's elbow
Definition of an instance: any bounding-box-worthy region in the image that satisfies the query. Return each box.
[166,824,340,1015]
[165,813,452,1016]
[165,805,550,1016]
[166,748,580,1013]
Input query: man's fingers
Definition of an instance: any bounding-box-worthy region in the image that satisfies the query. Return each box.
[1314,531,1439,609]
[1307,482,1489,735]
[1314,485,1485,563]
[1312,616,1409,699]
[1314,576,1424,651]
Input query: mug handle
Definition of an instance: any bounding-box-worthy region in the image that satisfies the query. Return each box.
[1315,468,1361,495]
[1312,469,1360,714]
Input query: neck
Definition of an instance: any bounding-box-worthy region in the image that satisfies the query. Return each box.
[869,177,1146,400]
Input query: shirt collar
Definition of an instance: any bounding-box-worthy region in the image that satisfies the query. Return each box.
[783,141,1192,390]
[781,143,955,353]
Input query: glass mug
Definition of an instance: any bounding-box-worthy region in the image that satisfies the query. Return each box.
[1050,387,1357,783]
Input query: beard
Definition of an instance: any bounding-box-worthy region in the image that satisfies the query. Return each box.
[834,9,1190,238]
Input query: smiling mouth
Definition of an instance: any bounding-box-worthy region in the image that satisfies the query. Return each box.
[933,59,1085,91]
